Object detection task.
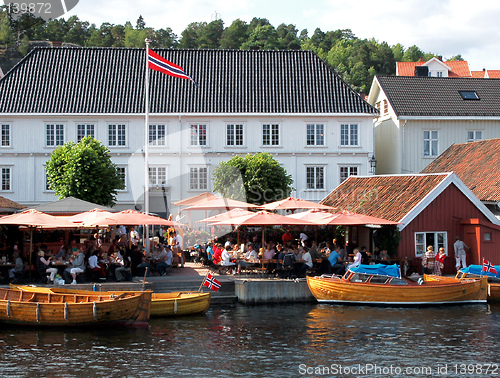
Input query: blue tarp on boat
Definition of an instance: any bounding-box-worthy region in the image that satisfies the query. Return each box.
[349,264,401,278]
[460,264,500,278]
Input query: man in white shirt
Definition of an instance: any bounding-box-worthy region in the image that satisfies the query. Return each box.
[237,243,259,274]
[130,226,139,246]
[454,237,469,272]
[172,231,184,267]
[299,232,308,247]
[298,246,313,277]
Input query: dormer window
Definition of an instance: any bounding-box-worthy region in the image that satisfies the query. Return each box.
[459,91,480,100]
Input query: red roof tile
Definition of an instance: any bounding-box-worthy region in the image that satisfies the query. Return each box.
[471,70,486,78]
[421,139,500,202]
[0,195,25,212]
[397,60,471,77]
[487,70,500,78]
[320,174,449,222]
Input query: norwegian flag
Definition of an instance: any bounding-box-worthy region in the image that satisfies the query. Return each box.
[203,273,222,292]
[482,259,497,275]
[148,49,198,87]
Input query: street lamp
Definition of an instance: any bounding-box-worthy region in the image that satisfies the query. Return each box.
[369,155,377,175]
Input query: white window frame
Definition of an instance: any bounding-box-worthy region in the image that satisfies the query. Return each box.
[149,124,167,147]
[414,231,447,257]
[189,166,209,191]
[108,124,127,147]
[76,124,95,142]
[117,166,127,191]
[339,166,358,184]
[148,166,167,187]
[1,124,10,147]
[423,130,439,157]
[262,123,280,147]
[306,123,325,146]
[189,124,208,147]
[1,167,11,191]
[467,130,483,143]
[225,124,245,147]
[340,123,359,147]
[306,166,325,190]
[46,123,65,147]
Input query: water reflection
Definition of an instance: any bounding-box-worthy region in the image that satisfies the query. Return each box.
[1,303,500,377]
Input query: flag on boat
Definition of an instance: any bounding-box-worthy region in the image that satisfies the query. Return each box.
[203,273,222,292]
[148,50,198,87]
[482,259,497,275]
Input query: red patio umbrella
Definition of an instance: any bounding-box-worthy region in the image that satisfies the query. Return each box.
[182,197,258,211]
[196,208,254,223]
[211,210,315,249]
[173,192,218,207]
[258,197,334,212]
[310,210,400,226]
[80,209,182,228]
[64,208,115,224]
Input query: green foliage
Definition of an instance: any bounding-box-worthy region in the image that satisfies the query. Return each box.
[212,152,294,205]
[241,25,279,50]
[220,19,249,49]
[46,137,124,207]
[374,227,401,257]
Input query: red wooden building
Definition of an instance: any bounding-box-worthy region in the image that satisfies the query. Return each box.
[320,173,500,274]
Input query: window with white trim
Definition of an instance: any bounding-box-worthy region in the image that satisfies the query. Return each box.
[189,167,208,190]
[77,124,95,142]
[1,167,10,191]
[1,124,10,147]
[423,130,438,157]
[46,124,64,147]
[306,124,324,146]
[149,124,166,146]
[190,124,207,146]
[226,124,244,146]
[467,130,482,143]
[117,166,126,190]
[262,124,280,146]
[108,124,126,146]
[148,166,167,186]
[340,166,358,183]
[306,166,324,190]
[414,231,447,257]
[340,124,358,146]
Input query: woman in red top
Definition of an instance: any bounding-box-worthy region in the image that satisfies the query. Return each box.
[435,247,446,276]
[213,243,223,265]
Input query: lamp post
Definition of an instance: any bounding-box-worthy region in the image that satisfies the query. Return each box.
[369,155,377,175]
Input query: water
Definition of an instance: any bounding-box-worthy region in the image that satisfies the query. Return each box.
[1,302,500,377]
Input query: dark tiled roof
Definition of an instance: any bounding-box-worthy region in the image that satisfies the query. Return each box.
[376,75,500,117]
[0,47,376,115]
[421,139,500,202]
[320,174,449,222]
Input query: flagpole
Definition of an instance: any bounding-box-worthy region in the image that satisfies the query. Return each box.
[144,39,151,254]
[198,271,209,292]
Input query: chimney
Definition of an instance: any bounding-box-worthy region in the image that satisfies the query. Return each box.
[438,56,443,61]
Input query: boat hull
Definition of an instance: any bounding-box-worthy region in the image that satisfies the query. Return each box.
[0,288,151,327]
[11,286,210,317]
[306,275,487,306]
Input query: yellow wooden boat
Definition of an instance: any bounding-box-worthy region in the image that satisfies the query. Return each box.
[0,287,151,327]
[307,264,487,306]
[11,285,210,317]
[455,265,500,302]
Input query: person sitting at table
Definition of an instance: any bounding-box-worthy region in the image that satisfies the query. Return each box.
[237,242,259,274]
[136,254,151,277]
[379,249,390,263]
[88,250,106,281]
[115,249,132,282]
[221,241,236,267]
[347,248,362,270]
[328,245,346,276]
[36,250,58,284]
[213,243,223,265]
[65,248,85,285]
[297,246,313,277]
[8,251,24,282]
[359,246,370,264]
[155,244,173,276]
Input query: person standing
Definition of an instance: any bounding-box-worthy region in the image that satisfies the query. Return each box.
[422,245,437,275]
[130,227,139,246]
[435,247,446,276]
[454,237,469,272]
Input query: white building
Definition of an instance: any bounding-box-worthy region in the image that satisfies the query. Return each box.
[0,47,377,218]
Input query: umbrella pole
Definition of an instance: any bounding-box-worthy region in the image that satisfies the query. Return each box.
[29,228,33,279]
[261,227,265,253]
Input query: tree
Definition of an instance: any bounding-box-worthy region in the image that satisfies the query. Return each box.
[212,153,293,205]
[198,19,223,48]
[220,19,248,49]
[241,25,279,50]
[46,137,124,207]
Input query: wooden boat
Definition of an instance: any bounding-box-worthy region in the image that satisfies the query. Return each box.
[307,264,487,306]
[0,287,151,327]
[456,265,500,302]
[11,285,210,317]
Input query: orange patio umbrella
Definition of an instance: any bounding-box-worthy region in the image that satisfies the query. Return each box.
[310,210,400,226]
[211,210,315,249]
[182,197,258,211]
[258,197,334,212]
[196,208,254,224]
[80,209,183,228]
[64,208,115,224]
[173,192,218,207]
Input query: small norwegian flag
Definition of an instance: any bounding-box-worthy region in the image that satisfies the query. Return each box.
[203,273,222,292]
[482,259,497,275]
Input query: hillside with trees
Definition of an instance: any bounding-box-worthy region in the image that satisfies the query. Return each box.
[0,8,464,92]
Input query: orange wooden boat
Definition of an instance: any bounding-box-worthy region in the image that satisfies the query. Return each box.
[307,264,487,306]
[12,285,210,317]
[0,287,151,327]
[455,265,500,302]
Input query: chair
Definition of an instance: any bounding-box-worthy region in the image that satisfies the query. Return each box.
[11,267,26,284]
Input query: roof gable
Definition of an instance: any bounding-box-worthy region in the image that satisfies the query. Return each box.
[396,59,471,77]
[0,47,376,115]
[375,75,500,118]
[320,173,498,229]
[421,138,500,202]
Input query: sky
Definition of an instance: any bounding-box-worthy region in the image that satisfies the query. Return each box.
[65,0,500,71]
